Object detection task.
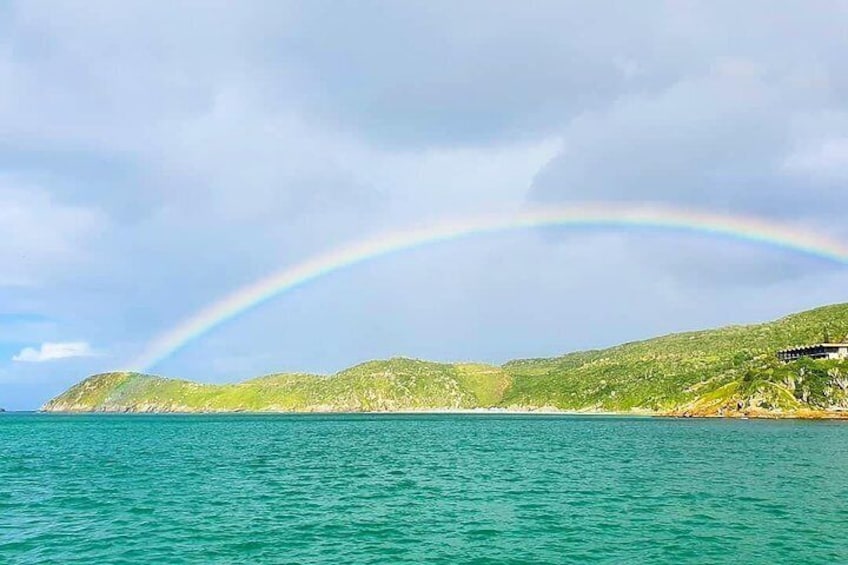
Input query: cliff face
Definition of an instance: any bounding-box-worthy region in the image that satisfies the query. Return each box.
[43,303,848,418]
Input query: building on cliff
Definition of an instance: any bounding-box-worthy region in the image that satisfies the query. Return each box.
[777,343,848,363]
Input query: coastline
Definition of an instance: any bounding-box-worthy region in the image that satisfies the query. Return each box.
[36,406,848,419]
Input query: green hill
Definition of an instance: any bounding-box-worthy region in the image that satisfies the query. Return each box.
[43,303,848,417]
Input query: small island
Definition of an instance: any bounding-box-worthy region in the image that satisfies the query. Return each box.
[43,303,848,419]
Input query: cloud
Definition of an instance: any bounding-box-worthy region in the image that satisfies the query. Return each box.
[12,341,98,363]
[272,2,684,146]
[784,137,848,181]
[0,182,105,287]
[531,62,832,215]
[526,21,848,285]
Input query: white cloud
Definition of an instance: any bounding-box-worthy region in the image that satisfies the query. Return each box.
[12,341,98,363]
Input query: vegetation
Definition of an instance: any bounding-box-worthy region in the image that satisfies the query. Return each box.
[43,303,848,418]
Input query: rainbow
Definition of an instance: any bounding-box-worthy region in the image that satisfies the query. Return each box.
[128,203,848,371]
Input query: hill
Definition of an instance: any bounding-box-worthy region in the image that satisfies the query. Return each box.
[43,359,512,413]
[42,303,848,417]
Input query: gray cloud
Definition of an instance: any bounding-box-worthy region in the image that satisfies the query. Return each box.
[526,4,848,283]
[532,61,847,217]
[278,1,687,146]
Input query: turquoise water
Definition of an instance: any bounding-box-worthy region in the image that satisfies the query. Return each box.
[2,414,847,564]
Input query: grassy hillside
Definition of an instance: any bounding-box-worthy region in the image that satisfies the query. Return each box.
[44,359,513,413]
[503,303,848,415]
[43,303,848,417]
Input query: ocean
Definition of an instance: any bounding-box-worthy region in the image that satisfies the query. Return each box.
[1,413,847,563]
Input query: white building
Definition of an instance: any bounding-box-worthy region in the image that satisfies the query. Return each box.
[777,344,848,363]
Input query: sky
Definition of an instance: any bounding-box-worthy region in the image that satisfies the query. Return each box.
[1,1,848,410]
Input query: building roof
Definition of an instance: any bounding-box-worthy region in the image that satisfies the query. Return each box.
[777,343,848,354]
